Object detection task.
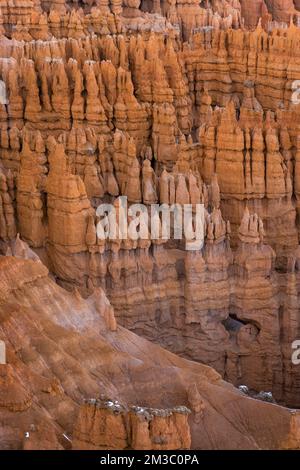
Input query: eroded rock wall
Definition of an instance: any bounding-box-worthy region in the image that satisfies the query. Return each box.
[1,1,300,410]
[1,247,300,450]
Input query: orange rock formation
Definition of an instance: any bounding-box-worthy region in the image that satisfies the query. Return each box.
[1,248,300,450]
[1,0,300,450]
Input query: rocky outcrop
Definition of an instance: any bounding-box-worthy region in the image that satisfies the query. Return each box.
[1,25,300,257]
[0,0,299,42]
[1,249,300,450]
[265,0,298,22]
[1,27,298,396]
[240,0,270,29]
[73,398,191,450]
[1,0,300,449]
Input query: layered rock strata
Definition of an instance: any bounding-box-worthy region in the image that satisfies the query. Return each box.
[1,0,300,421]
[73,399,191,450]
[1,247,300,450]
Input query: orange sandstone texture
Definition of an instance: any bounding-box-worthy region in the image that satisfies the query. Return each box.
[0,248,300,450]
[1,0,300,450]
[73,400,191,450]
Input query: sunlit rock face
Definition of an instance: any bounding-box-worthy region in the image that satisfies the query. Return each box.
[264,0,297,21]
[1,248,300,450]
[1,0,300,450]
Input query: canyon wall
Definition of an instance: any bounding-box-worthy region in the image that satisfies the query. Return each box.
[73,399,191,450]
[1,244,300,450]
[1,0,300,413]
[0,0,299,38]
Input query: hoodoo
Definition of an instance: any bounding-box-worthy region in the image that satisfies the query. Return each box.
[1,0,300,453]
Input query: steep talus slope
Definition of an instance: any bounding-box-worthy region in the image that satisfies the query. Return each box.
[0,248,300,450]
[1,0,300,440]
